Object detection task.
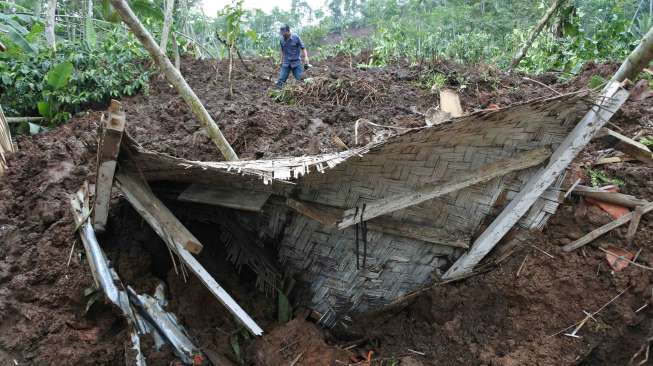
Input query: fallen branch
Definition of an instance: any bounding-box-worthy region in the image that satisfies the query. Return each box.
[562,201,653,252]
[109,0,238,161]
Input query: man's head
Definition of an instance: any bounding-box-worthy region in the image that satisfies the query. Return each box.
[280,24,291,39]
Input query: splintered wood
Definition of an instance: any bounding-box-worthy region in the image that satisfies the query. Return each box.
[562,201,653,252]
[0,104,16,176]
[115,169,264,335]
[92,100,126,233]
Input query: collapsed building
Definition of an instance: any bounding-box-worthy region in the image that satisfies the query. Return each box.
[64,69,633,364]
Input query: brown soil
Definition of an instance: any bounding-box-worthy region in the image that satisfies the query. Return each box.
[1,56,652,366]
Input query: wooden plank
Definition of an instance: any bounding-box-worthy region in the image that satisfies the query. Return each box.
[626,205,645,245]
[115,170,203,255]
[338,147,552,229]
[115,169,264,336]
[572,185,648,208]
[287,199,470,248]
[92,100,126,233]
[286,198,342,226]
[599,128,653,166]
[0,104,16,177]
[178,184,270,212]
[562,201,653,252]
[443,81,630,280]
[367,217,470,248]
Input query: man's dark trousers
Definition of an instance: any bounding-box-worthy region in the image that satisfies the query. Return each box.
[276,63,304,88]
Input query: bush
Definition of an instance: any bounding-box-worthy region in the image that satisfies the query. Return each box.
[0,30,151,125]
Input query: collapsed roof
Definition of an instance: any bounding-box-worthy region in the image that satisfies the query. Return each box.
[120,90,594,325]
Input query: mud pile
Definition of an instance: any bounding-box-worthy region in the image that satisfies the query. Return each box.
[0,56,652,365]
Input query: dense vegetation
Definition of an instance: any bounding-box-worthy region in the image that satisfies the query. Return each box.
[0,0,651,129]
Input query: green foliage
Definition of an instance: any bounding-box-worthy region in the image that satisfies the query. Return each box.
[588,75,606,89]
[277,289,291,323]
[0,31,150,125]
[587,168,624,188]
[277,275,295,324]
[640,136,653,147]
[419,71,446,90]
[269,87,295,104]
[229,327,251,365]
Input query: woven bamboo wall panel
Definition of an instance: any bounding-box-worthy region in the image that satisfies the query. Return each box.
[278,93,591,321]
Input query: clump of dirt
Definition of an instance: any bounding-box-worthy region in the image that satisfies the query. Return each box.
[0,54,652,366]
[249,318,351,365]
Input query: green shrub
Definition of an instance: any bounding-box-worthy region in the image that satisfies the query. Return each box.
[0,30,151,125]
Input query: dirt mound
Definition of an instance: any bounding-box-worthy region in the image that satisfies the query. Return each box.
[0,55,652,365]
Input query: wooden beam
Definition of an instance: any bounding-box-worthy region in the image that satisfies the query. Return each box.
[562,201,653,252]
[599,128,653,166]
[178,184,271,212]
[287,198,471,248]
[443,81,631,280]
[338,147,552,229]
[115,169,264,336]
[286,198,342,226]
[571,185,648,208]
[367,217,469,248]
[92,101,126,233]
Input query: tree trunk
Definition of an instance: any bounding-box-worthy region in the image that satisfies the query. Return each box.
[110,0,238,161]
[612,25,653,82]
[228,45,234,98]
[172,33,181,70]
[45,0,57,50]
[87,0,93,19]
[160,0,175,54]
[508,0,566,72]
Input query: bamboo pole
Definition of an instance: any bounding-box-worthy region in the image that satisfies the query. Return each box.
[109,0,238,161]
[508,0,566,72]
[5,116,44,123]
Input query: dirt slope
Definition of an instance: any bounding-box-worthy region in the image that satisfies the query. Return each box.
[0,56,652,365]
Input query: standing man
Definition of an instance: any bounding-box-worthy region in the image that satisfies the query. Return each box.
[276,24,309,88]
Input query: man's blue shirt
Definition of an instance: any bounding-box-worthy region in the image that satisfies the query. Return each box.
[280,34,305,67]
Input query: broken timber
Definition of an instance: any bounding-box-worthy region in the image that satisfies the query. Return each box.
[572,185,648,208]
[178,184,271,212]
[597,128,653,166]
[287,198,469,248]
[443,81,630,280]
[562,201,653,252]
[70,185,146,365]
[0,104,15,177]
[115,169,264,336]
[338,147,552,229]
[93,100,126,233]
